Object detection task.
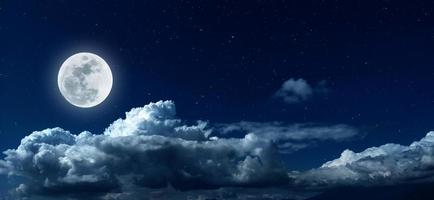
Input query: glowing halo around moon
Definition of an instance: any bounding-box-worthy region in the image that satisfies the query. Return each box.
[57,52,113,108]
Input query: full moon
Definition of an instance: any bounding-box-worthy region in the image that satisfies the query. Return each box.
[58,52,113,108]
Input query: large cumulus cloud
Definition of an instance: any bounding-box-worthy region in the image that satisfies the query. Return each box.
[294,131,434,188]
[0,101,289,199]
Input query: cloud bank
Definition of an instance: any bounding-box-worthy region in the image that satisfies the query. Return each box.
[0,101,290,199]
[274,78,327,104]
[294,131,434,188]
[4,100,434,199]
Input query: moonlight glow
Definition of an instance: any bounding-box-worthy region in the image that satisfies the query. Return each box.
[57,52,113,108]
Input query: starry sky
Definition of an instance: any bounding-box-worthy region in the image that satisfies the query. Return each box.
[2,1,434,199]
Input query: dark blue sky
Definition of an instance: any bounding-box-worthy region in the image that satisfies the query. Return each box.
[2,0,434,175]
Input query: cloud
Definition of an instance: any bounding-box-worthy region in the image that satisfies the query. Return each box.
[293,131,434,188]
[274,78,327,104]
[0,101,289,199]
[216,122,359,153]
[3,100,434,199]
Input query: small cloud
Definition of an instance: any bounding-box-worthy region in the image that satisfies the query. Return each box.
[274,78,327,104]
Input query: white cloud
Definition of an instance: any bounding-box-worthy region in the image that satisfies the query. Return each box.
[293,131,434,188]
[274,78,327,104]
[104,101,210,141]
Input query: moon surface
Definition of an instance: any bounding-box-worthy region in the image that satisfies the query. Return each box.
[58,52,113,108]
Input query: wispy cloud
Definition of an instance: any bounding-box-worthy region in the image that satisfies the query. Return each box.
[216,121,358,153]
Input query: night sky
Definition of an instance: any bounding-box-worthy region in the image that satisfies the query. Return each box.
[2,1,434,199]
